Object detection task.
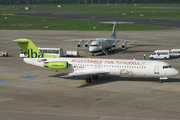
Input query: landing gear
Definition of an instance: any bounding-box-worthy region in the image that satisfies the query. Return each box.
[85,75,99,83]
[86,78,92,83]
[91,53,94,56]
[159,80,163,83]
[92,75,98,80]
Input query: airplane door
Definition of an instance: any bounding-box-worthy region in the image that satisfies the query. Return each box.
[154,65,159,74]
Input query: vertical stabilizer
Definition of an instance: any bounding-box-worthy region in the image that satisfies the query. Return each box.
[100,21,134,38]
[13,38,57,58]
[112,22,118,38]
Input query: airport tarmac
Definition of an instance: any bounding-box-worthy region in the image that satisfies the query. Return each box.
[0,29,180,120]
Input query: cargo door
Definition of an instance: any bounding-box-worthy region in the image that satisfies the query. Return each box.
[154,65,159,74]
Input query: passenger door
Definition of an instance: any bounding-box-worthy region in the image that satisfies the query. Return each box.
[154,65,159,74]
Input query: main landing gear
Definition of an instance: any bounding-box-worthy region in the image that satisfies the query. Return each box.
[85,75,98,83]
[159,80,163,83]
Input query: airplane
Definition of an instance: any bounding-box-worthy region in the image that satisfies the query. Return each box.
[4,38,179,83]
[64,21,148,56]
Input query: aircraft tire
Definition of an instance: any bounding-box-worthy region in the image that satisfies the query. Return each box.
[92,75,98,80]
[86,78,92,83]
[159,80,163,83]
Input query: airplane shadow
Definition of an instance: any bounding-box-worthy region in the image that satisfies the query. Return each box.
[0,55,14,57]
[49,74,180,88]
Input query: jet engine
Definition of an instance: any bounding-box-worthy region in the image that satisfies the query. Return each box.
[85,42,89,47]
[112,43,117,48]
[77,42,83,48]
[121,43,127,49]
[43,61,68,69]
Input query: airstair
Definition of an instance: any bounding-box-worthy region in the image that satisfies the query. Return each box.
[99,45,108,56]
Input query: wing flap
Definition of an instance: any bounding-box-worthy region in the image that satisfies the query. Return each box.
[113,39,148,43]
[61,70,109,78]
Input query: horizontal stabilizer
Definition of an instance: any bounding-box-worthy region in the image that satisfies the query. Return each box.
[3,41,28,43]
[100,21,134,24]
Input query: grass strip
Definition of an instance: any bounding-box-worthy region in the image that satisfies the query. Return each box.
[0,20,165,30]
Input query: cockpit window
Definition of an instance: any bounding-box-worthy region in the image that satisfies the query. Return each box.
[90,44,99,47]
[163,66,172,69]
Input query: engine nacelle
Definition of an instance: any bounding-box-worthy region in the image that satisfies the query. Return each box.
[77,42,83,48]
[85,43,89,47]
[121,44,127,49]
[112,43,117,48]
[43,61,68,69]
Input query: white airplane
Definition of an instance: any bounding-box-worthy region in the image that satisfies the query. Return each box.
[5,38,179,83]
[64,21,148,56]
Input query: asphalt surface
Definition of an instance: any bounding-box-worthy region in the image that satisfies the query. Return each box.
[0,11,180,120]
[0,28,180,120]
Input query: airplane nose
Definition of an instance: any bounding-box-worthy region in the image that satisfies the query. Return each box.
[166,68,179,77]
[171,68,179,76]
[174,69,179,76]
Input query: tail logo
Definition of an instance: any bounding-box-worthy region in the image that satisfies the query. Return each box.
[24,49,44,58]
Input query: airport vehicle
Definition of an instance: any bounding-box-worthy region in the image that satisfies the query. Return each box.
[20,47,63,58]
[0,51,8,57]
[5,38,179,83]
[170,49,180,58]
[64,21,148,56]
[149,50,170,60]
[66,51,79,57]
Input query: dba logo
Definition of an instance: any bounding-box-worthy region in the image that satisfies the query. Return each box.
[24,49,44,58]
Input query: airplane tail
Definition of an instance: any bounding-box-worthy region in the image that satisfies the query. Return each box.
[111,22,118,38]
[100,21,134,38]
[9,38,57,58]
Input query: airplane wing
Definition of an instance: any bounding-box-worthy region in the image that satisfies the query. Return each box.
[106,39,148,43]
[61,69,109,78]
[64,38,104,42]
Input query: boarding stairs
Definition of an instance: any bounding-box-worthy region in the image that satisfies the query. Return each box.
[99,45,108,56]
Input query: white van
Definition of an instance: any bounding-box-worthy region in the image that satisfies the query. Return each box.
[149,50,170,60]
[170,49,180,58]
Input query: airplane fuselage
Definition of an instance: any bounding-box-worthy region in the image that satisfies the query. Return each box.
[24,57,179,78]
[89,36,116,53]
